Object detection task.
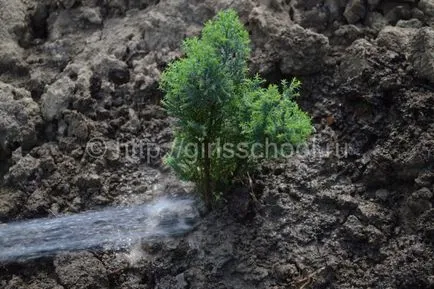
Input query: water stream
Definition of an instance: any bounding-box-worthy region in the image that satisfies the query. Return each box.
[0,197,199,262]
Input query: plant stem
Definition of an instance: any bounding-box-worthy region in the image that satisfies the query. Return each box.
[203,139,211,209]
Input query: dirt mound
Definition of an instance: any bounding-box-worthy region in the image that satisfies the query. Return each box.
[0,0,433,288]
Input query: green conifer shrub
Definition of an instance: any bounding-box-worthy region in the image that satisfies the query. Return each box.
[160,9,312,207]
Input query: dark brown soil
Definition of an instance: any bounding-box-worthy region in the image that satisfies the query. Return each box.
[0,0,433,288]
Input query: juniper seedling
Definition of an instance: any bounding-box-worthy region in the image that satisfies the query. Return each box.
[160,9,312,208]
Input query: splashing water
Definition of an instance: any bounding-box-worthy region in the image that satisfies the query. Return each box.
[0,197,199,262]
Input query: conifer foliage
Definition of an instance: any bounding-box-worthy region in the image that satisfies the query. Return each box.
[160,10,312,207]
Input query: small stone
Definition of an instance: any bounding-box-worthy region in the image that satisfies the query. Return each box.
[0,83,42,156]
[11,147,22,164]
[407,187,433,215]
[76,173,102,189]
[365,12,388,31]
[342,215,365,241]
[396,18,423,28]
[409,27,434,84]
[419,0,434,26]
[64,111,90,141]
[50,203,60,215]
[375,189,389,201]
[334,24,364,43]
[26,189,50,214]
[273,263,298,281]
[251,267,269,281]
[377,26,417,54]
[41,76,75,121]
[344,0,366,24]
[5,155,41,186]
[356,200,387,226]
[365,224,386,245]
[175,273,188,289]
[411,8,425,21]
[0,188,24,219]
[384,5,412,25]
[78,7,103,25]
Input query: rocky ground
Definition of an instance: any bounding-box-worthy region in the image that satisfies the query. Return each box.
[0,0,433,288]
